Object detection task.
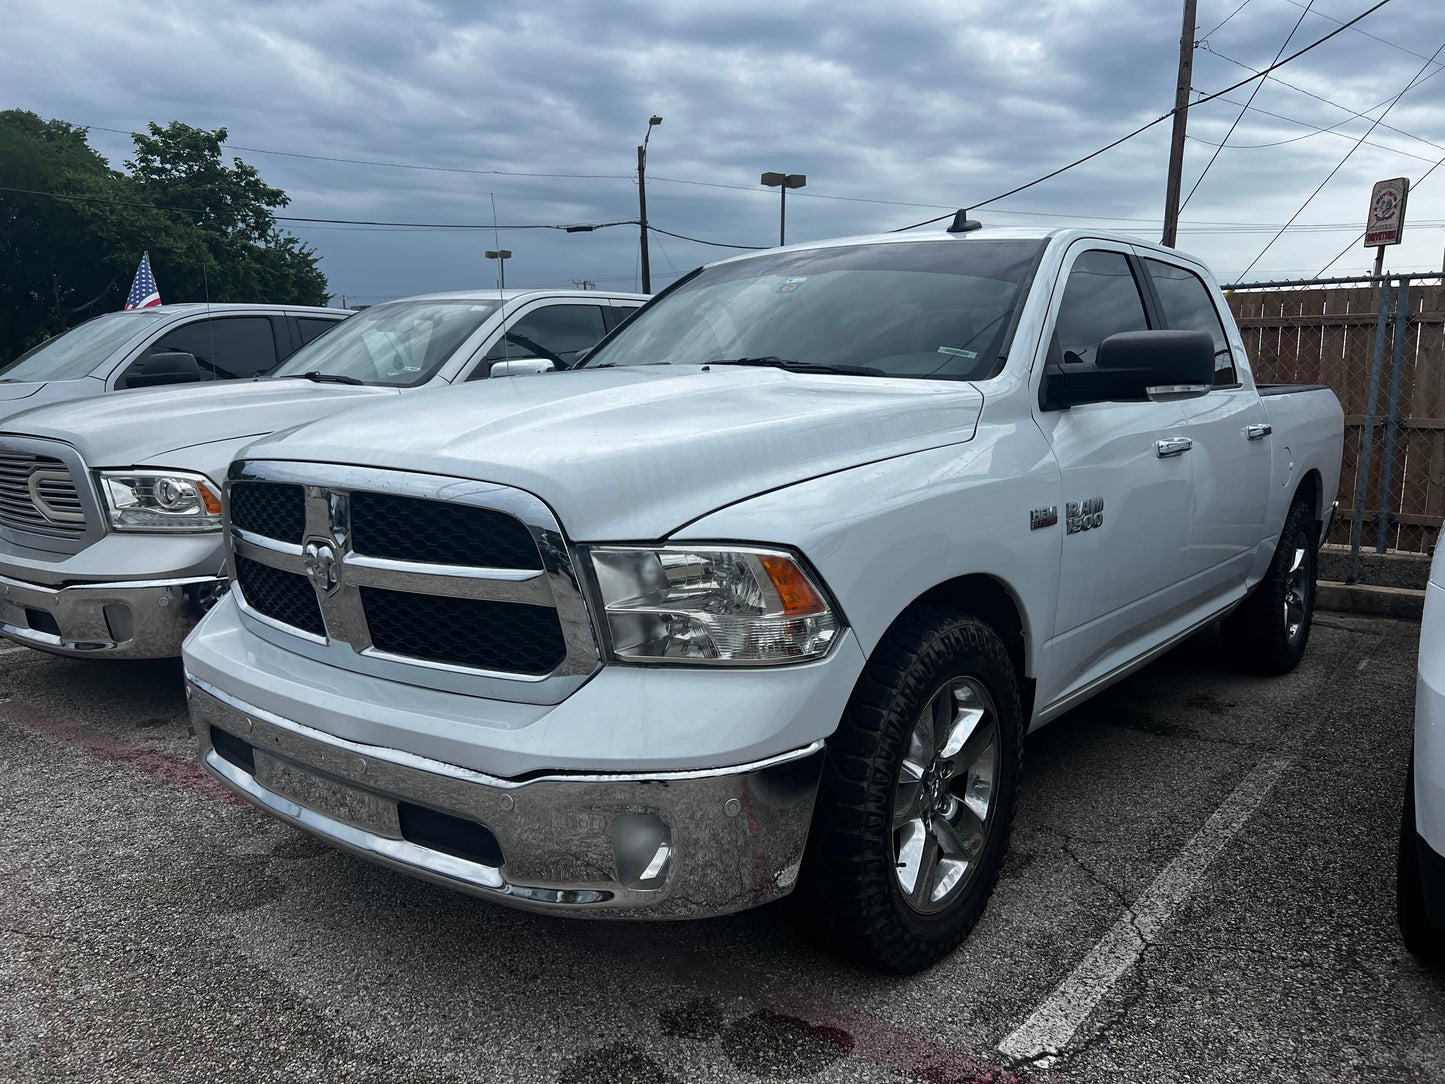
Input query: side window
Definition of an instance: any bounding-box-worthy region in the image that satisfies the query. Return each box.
[295,317,340,348]
[1144,258,1238,386]
[125,316,279,384]
[478,305,608,374]
[1052,250,1150,370]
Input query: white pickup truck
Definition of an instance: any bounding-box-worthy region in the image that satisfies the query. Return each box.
[183,226,1344,972]
[0,289,642,659]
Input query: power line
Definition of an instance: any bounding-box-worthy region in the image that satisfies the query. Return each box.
[892,0,1396,231]
[1199,0,1255,41]
[1181,0,1315,212]
[1315,155,1445,276]
[1195,93,1440,163]
[647,225,768,249]
[1200,44,1445,155]
[1239,37,1445,279]
[1278,0,1445,70]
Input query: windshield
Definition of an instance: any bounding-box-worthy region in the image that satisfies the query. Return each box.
[267,299,501,387]
[582,240,1044,380]
[0,311,167,382]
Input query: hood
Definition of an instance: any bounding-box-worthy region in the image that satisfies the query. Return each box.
[0,380,47,403]
[242,366,984,539]
[0,379,396,466]
[0,378,107,421]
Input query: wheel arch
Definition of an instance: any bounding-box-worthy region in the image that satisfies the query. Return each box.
[874,573,1035,721]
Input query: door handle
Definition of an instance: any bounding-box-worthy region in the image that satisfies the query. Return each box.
[1245,423,1272,440]
[1156,437,1193,458]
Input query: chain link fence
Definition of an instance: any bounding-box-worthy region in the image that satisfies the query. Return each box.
[1224,272,1445,574]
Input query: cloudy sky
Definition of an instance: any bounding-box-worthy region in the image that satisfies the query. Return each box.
[3,0,1442,303]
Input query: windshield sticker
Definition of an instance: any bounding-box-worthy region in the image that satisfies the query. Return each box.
[937,346,978,359]
[774,278,807,294]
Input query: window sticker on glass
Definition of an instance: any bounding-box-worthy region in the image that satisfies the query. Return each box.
[775,278,807,294]
[937,346,979,359]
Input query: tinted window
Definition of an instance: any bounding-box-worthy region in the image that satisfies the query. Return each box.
[581,240,1044,381]
[482,305,608,371]
[1053,251,1149,369]
[0,311,166,382]
[296,317,340,347]
[1144,258,1237,385]
[129,316,279,383]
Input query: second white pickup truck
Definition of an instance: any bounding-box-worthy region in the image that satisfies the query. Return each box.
[0,289,643,658]
[183,226,1344,972]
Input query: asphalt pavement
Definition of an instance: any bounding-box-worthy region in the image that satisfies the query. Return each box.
[1,613,1441,1083]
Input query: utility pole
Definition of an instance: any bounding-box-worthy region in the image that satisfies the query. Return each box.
[638,115,662,293]
[1161,0,1197,248]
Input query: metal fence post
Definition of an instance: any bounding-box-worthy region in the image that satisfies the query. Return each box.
[1375,276,1412,554]
[1348,278,1394,581]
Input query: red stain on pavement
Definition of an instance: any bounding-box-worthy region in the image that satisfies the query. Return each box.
[0,698,247,807]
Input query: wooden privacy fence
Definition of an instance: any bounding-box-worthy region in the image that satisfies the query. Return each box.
[1225,273,1445,559]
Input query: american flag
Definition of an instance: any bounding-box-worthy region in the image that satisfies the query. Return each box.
[124,252,162,309]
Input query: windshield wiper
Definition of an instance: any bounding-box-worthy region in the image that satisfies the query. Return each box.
[702,356,886,377]
[283,371,365,385]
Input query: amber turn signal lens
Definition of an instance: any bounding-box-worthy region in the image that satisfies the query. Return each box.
[760,556,827,616]
[199,484,223,516]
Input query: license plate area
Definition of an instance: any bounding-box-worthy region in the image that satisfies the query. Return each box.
[253,750,401,838]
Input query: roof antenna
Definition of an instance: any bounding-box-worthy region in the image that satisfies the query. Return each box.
[946,209,982,234]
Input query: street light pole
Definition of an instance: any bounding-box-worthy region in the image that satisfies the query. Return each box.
[638,115,662,293]
[485,249,511,289]
[760,172,806,246]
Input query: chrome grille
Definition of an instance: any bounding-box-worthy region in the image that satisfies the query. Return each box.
[227,463,599,693]
[0,451,87,535]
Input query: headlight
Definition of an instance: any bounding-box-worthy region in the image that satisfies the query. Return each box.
[588,545,840,665]
[98,470,223,531]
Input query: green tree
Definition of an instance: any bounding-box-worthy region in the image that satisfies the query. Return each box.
[0,111,330,362]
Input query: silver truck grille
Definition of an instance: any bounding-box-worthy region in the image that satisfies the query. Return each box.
[0,451,87,535]
[225,465,599,693]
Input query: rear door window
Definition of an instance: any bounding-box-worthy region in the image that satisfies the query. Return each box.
[1143,259,1238,385]
[295,317,341,348]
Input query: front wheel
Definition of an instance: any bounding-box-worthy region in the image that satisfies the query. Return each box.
[1224,499,1317,674]
[801,607,1023,973]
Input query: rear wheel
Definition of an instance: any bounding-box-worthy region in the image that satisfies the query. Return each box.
[1398,753,1445,967]
[1224,499,1317,674]
[802,607,1023,973]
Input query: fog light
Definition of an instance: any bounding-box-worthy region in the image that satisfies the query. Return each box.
[612,813,671,890]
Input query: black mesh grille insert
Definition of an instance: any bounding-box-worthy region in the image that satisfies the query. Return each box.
[235,554,325,636]
[230,482,307,543]
[349,491,541,570]
[361,587,565,674]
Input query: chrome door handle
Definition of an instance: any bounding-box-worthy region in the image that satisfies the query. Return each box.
[1245,423,1272,440]
[1156,437,1193,458]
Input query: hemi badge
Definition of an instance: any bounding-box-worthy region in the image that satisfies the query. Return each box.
[1030,506,1058,530]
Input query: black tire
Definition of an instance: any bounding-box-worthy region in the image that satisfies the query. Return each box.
[801,606,1023,973]
[1398,753,1445,967]
[1223,499,1317,674]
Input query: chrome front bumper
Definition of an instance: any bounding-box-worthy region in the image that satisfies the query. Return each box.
[188,677,825,918]
[0,572,225,658]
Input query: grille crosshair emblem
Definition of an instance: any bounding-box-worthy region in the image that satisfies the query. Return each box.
[302,540,341,596]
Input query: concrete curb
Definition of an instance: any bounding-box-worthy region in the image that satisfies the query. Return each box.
[1317,580,1424,619]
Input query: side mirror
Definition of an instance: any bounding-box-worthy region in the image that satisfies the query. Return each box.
[127,351,202,388]
[1043,330,1213,408]
[489,358,556,378]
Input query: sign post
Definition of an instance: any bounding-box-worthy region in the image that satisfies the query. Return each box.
[1364,177,1410,277]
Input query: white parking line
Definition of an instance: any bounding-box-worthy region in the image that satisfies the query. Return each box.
[998,754,1294,1067]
